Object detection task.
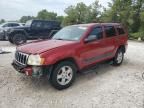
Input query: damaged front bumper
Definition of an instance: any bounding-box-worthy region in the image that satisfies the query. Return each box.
[12,60,53,78]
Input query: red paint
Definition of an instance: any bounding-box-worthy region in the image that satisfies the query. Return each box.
[23,67,33,76]
[17,23,128,70]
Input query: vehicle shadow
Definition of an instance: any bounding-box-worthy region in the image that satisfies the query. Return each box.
[20,59,130,91]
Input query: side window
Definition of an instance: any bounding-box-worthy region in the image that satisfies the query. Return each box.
[11,23,19,27]
[32,21,42,29]
[105,26,116,37]
[88,27,103,40]
[116,26,125,35]
[43,22,51,29]
[3,24,8,27]
[8,23,12,27]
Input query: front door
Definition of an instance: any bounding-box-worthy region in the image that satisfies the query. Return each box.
[79,26,106,67]
[30,21,43,39]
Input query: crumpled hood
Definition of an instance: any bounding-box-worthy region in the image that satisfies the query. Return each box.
[17,40,75,54]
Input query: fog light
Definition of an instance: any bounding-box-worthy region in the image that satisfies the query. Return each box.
[32,66,43,78]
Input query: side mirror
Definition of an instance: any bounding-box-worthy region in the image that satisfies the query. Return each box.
[84,35,97,43]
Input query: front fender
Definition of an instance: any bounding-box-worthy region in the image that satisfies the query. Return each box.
[41,50,80,69]
[8,29,28,37]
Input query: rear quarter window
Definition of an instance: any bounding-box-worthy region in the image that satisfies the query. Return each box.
[116,25,125,35]
[104,26,116,37]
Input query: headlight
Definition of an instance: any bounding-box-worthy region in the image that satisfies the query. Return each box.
[27,55,44,65]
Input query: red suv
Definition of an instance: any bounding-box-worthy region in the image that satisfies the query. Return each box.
[12,23,128,90]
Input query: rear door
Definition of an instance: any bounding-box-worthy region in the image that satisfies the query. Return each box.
[103,25,118,57]
[115,25,128,46]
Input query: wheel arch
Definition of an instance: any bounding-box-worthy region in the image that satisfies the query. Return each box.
[47,57,79,81]
[53,57,80,71]
[9,30,28,38]
[118,45,126,53]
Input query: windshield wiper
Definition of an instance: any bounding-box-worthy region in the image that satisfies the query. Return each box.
[53,38,74,41]
[54,38,64,40]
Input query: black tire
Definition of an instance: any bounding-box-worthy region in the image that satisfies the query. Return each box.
[12,33,27,45]
[112,48,124,66]
[50,61,77,90]
[4,35,8,41]
[0,33,5,40]
[8,37,14,44]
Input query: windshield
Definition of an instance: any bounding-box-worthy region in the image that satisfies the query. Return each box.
[52,26,88,41]
[25,20,32,26]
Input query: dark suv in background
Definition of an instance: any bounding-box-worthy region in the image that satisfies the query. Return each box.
[6,20,61,45]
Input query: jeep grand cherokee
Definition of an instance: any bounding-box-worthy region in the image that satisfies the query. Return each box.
[12,23,128,90]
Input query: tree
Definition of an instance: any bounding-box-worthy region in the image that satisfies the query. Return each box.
[37,9,57,20]
[101,0,133,30]
[86,0,102,23]
[75,2,88,23]
[63,0,101,26]
[0,19,5,24]
[56,16,64,24]
[64,5,78,25]
[131,0,144,32]
[20,16,35,23]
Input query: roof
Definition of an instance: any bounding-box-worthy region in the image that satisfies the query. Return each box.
[72,23,121,27]
[32,19,59,23]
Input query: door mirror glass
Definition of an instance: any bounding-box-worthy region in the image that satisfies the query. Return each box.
[84,35,97,43]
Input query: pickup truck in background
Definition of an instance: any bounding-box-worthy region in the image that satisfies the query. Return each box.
[6,20,61,45]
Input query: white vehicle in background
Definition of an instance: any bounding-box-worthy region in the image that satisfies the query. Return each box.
[0,22,23,28]
[0,22,24,40]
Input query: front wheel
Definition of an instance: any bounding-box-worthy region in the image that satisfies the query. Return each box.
[112,49,124,66]
[50,61,77,90]
[13,34,27,45]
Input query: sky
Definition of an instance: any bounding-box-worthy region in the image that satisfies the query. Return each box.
[0,0,111,21]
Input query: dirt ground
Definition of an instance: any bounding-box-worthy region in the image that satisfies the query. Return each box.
[0,40,144,108]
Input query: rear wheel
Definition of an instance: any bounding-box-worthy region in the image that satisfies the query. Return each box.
[112,48,124,66]
[8,37,14,44]
[4,36,7,40]
[0,34,5,40]
[50,61,77,90]
[13,34,27,45]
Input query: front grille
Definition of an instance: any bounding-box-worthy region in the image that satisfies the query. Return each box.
[15,51,29,65]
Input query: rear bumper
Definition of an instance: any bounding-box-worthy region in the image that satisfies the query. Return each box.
[12,60,53,78]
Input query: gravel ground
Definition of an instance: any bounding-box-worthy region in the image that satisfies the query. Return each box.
[0,40,144,108]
